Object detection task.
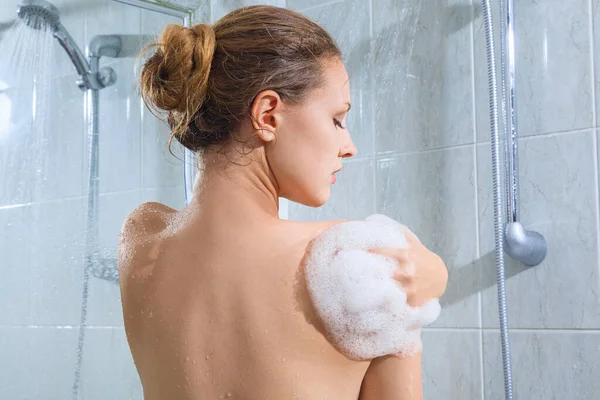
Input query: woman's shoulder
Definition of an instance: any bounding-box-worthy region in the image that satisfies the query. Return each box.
[117,202,178,276]
[121,201,177,238]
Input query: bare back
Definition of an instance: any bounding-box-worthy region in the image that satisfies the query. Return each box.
[118,202,370,400]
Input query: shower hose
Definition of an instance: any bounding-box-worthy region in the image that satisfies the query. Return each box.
[481,0,514,399]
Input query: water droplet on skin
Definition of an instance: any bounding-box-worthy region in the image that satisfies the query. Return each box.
[205,355,210,360]
[296,373,300,378]
[226,393,232,397]
[264,329,268,334]
[282,357,286,362]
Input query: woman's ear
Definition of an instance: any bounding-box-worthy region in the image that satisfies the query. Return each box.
[251,89,281,143]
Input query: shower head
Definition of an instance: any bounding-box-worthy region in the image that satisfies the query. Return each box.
[15,0,126,91]
[16,0,92,86]
[17,0,60,32]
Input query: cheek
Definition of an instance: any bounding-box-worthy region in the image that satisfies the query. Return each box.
[267,118,336,206]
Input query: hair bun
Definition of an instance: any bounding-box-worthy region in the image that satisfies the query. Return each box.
[140,23,216,114]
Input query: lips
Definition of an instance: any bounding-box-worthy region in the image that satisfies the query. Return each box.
[332,167,342,184]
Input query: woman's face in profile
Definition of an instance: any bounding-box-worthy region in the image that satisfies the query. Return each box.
[268,59,357,207]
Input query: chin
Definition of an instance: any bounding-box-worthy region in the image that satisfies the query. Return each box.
[288,187,331,208]
[311,187,331,208]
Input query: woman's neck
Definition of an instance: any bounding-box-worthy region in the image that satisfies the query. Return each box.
[190,147,281,220]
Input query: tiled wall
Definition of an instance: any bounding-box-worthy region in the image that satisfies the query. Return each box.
[286,0,600,398]
[0,0,192,397]
[2,0,600,398]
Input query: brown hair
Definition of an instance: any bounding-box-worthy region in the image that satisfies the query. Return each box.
[139,5,341,152]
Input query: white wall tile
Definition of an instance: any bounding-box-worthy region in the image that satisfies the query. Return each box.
[422,330,482,399]
[373,0,475,154]
[377,146,480,327]
[0,327,32,400]
[30,327,79,399]
[80,328,143,400]
[478,131,600,328]
[95,58,142,194]
[30,198,86,326]
[0,205,32,326]
[483,330,600,399]
[0,84,36,206]
[141,109,184,189]
[37,73,85,202]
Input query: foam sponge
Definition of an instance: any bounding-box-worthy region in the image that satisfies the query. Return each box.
[304,214,441,360]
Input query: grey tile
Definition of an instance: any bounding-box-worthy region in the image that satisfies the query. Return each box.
[475,0,593,140]
[30,327,79,399]
[377,146,480,327]
[287,0,336,12]
[287,159,375,221]
[483,330,600,400]
[0,327,32,400]
[302,0,374,157]
[80,328,143,400]
[373,0,475,154]
[0,205,32,326]
[422,330,482,400]
[478,131,600,328]
[211,0,285,22]
[30,198,86,326]
[591,0,600,128]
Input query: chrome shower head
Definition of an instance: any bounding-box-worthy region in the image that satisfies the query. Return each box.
[16,0,92,86]
[17,0,60,31]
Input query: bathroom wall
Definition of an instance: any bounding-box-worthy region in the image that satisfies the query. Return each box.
[286,0,600,398]
[0,0,197,397]
[1,0,599,399]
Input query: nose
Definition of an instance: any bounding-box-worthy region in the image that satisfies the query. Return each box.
[339,131,357,159]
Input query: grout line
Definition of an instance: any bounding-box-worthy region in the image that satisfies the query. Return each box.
[478,126,596,142]
[376,142,475,159]
[0,188,146,210]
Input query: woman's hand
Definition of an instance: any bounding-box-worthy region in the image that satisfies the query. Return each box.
[372,228,448,307]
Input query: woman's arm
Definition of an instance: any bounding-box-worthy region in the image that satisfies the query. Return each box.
[359,352,423,400]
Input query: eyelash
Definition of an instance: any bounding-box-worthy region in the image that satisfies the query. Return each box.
[333,118,345,129]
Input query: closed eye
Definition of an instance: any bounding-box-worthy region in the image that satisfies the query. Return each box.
[333,118,345,129]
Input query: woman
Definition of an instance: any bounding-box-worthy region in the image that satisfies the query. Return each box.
[119,5,447,400]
